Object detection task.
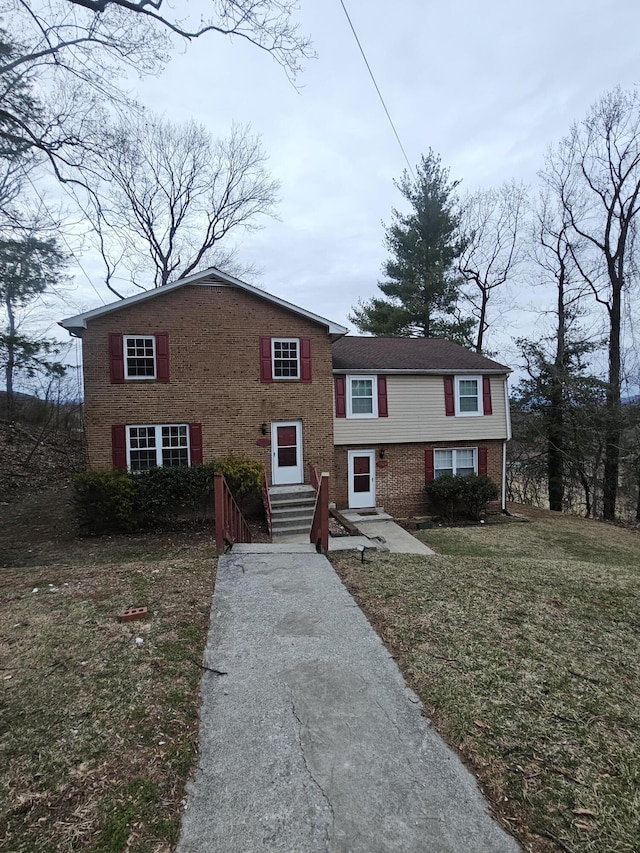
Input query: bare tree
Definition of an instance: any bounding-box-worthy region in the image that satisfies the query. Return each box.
[458,181,528,354]
[82,115,279,294]
[0,1,312,170]
[542,87,640,520]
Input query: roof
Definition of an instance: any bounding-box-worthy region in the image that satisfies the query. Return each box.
[332,336,510,374]
[59,267,348,339]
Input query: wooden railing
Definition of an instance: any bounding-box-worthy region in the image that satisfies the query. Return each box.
[214,472,252,555]
[263,469,273,537]
[309,462,320,492]
[310,471,329,555]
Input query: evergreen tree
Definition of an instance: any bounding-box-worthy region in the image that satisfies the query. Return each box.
[0,233,67,421]
[350,150,474,341]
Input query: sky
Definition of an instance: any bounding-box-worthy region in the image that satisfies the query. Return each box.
[52,0,640,369]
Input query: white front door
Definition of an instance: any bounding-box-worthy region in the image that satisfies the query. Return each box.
[271,421,304,485]
[348,450,376,509]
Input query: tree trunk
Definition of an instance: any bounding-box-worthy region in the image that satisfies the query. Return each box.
[602,278,622,521]
[547,380,564,511]
[4,290,16,423]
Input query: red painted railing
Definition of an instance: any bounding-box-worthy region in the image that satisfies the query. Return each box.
[309,462,320,492]
[310,472,329,555]
[263,468,273,537]
[214,472,252,554]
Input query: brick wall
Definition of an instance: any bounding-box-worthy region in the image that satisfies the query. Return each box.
[81,284,336,484]
[333,439,505,517]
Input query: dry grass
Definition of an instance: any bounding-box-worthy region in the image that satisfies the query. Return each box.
[332,506,640,853]
[0,488,216,853]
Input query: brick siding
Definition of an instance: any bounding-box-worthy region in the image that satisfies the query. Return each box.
[81,285,336,485]
[333,439,505,518]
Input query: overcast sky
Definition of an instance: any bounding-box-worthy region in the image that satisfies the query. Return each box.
[63,0,640,366]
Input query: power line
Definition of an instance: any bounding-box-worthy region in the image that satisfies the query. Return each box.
[23,173,107,306]
[338,0,415,179]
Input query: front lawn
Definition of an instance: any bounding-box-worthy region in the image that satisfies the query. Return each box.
[0,488,215,853]
[331,507,640,853]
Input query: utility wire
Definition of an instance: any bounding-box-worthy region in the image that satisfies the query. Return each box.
[24,172,107,306]
[338,0,415,179]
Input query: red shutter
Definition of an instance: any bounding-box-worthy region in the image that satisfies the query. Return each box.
[444,376,455,416]
[109,334,124,384]
[155,332,170,382]
[334,376,346,418]
[377,376,388,417]
[425,447,435,481]
[259,337,273,383]
[478,446,488,476]
[300,337,312,383]
[482,376,493,415]
[112,424,127,469]
[189,423,203,464]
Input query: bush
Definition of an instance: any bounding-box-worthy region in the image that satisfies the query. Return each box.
[73,470,138,535]
[425,474,499,522]
[73,457,265,535]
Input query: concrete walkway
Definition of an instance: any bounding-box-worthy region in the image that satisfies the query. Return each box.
[275,511,435,555]
[178,546,520,853]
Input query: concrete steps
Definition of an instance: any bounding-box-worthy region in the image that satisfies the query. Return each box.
[269,485,316,538]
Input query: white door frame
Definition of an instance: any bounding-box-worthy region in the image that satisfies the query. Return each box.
[271,420,304,485]
[348,449,376,508]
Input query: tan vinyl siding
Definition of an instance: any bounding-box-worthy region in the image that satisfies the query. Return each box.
[334,374,508,444]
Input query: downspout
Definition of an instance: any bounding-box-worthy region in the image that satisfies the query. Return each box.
[502,375,512,515]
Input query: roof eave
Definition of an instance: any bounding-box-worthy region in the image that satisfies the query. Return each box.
[59,267,348,337]
[332,367,511,375]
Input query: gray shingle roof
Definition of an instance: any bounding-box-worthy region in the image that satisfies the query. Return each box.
[332,336,509,373]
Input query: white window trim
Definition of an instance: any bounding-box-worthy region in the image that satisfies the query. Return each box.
[124,335,156,380]
[455,375,482,417]
[434,447,478,477]
[347,375,378,419]
[126,424,190,470]
[271,337,300,380]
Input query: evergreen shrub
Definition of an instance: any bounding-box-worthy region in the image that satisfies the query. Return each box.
[425,474,498,522]
[73,457,265,535]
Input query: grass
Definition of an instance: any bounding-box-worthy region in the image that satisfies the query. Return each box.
[0,488,216,853]
[331,507,640,853]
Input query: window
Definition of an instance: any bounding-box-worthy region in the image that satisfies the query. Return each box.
[109,333,169,384]
[272,338,299,379]
[127,424,189,471]
[125,336,156,379]
[347,375,378,418]
[434,448,477,478]
[455,376,481,416]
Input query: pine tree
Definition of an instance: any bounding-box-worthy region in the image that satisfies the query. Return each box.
[350,150,474,342]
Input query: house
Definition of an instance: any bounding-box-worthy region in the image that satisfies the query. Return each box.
[60,268,511,519]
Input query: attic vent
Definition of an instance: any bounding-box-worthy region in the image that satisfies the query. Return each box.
[214,288,224,294]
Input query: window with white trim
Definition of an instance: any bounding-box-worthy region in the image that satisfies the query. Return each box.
[127,424,189,471]
[455,376,481,416]
[347,375,378,418]
[124,335,156,379]
[272,338,300,379]
[434,448,477,478]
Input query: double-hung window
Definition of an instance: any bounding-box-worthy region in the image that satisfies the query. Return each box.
[272,339,300,379]
[434,448,477,478]
[455,376,481,416]
[347,376,378,418]
[124,336,156,379]
[127,424,189,471]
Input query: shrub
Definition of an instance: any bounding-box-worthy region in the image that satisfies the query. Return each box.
[133,464,216,526]
[425,474,499,522]
[73,470,138,535]
[73,457,265,534]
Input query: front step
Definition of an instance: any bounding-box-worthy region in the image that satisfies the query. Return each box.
[269,485,316,538]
